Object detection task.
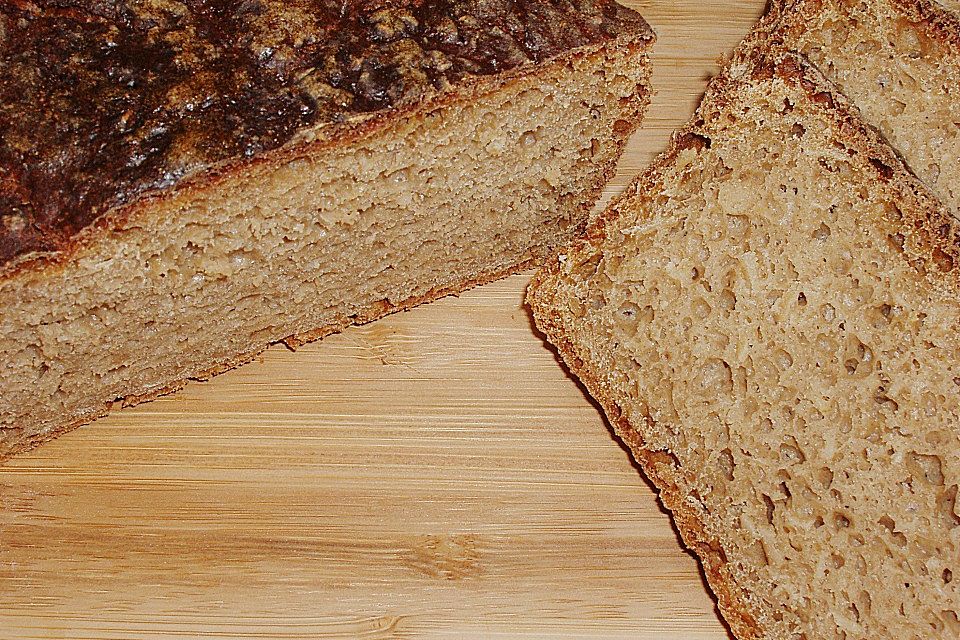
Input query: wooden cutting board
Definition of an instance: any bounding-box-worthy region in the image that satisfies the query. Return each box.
[0,2,767,638]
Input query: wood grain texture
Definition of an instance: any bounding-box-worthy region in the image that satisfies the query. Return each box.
[0,2,767,638]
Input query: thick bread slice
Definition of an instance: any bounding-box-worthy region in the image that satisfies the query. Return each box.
[528,50,960,639]
[0,2,654,460]
[756,0,960,215]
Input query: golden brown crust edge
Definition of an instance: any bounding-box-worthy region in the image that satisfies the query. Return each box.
[526,276,762,640]
[527,47,960,640]
[526,262,763,640]
[757,0,960,53]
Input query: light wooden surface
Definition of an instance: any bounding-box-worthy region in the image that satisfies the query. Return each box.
[0,3,767,638]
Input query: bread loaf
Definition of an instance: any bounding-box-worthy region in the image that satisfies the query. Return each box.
[0,1,654,460]
[529,49,960,639]
[756,0,960,214]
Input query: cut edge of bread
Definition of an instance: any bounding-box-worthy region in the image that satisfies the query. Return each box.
[0,30,655,463]
[528,45,959,640]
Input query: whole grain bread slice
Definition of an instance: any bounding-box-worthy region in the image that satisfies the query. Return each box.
[754,0,960,215]
[528,48,960,639]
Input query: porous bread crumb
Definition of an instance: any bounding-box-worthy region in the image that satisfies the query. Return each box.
[529,50,960,640]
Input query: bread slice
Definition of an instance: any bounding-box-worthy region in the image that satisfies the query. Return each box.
[755,0,960,214]
[0,2,654,460]
[528,50,960,639]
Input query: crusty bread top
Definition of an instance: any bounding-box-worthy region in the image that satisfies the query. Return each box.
[0,0,653,268]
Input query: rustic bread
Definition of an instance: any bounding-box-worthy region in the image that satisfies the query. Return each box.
[0,1,654,460]
[528,50,960,639]
[755,0,960,215]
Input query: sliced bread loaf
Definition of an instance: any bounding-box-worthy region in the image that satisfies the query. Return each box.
[528,49,960,639]
[0,1,654,460]
[757,0,960,214]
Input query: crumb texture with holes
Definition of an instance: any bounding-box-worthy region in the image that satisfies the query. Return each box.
[0,2,654,460]
[760,0,960,215]
[529,50,960,640]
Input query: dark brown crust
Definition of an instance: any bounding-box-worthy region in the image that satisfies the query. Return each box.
[0,0,653,268]
[0,23,653,283]
[527,46,959,640]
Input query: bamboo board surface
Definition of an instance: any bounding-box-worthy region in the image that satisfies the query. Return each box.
[0,2,768,638]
